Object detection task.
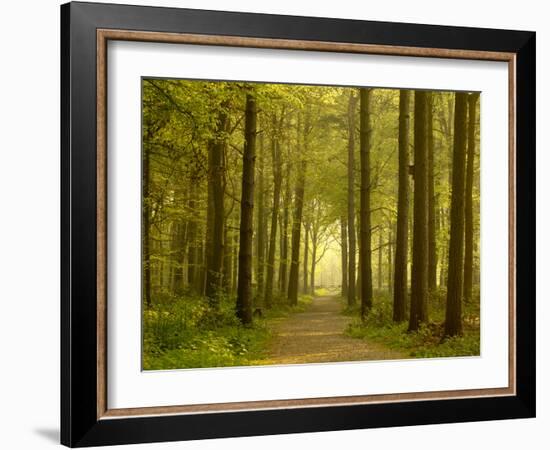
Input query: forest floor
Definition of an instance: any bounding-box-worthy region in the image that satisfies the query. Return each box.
[264,295,406,365]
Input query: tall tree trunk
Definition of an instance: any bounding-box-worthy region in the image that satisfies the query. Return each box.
[279,162,291,293]
[205,109,227,302]
[341,216,348,298]
[445,92,468,337]
[387,221,393,294]
[359,88,373,317]
[347,92,358,307]
[231,216,239,294]
[310,228,317,294]
[303,222,309,294]
[172,218,186,295]
[287,158,306,306]
[378,229,383,290]
[256,130,266,302]
[288,112,307,307]
[463,93,479,304]
[236,93,257,325]
[196,239,205,295]
[143,137,152,308]
[222,220,232,293]
[264,127,283,308]
[427,93,438,292]
[186,184,198,290]
[409,90,430,331]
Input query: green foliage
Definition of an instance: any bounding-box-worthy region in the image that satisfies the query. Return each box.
[143,293,269,370]
[345,289,480,359]
[143,293,314,370]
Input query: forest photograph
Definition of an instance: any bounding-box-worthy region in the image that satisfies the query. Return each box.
[141,78,481,371]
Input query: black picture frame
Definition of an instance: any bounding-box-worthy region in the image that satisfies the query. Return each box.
[61,1,535,447]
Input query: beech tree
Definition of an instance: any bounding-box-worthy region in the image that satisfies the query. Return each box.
[236,92,257,325]
[445,92,468,337]
[409,90,429,332]
[393,90,410,322]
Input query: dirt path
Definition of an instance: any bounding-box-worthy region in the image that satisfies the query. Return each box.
[266,295,405,365]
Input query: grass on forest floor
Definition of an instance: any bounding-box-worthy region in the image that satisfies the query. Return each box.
[343,288,480,358]
[142,291,313,370]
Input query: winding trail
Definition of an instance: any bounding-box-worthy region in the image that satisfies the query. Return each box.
[266,295,406,365]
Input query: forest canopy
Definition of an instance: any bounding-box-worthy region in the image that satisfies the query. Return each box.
[142,79,480,370]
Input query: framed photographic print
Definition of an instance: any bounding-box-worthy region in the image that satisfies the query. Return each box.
[61,1,535,447]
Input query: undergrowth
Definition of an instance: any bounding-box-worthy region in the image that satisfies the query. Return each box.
[143,290,312,370]
[344,288,480,358]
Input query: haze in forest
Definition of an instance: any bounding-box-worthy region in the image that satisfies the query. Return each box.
[142,78,480,370]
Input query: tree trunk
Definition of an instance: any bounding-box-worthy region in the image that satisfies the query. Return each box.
[264,126,283,309]
[255,129,266,302]
[288,112,307,307]
[387,221,393,294]
[347,92,358,307]
[359,88,374,317]
[303,222,309,294]
[287,159,306,306]
[186,184,198,290]
[444,92,468,336]
[222,219,232,293]
[378,229,383,291]
[427,93,438,291]
[341,216,348,298]
[409,90,430,331]
[205,109,227,302]
[310,228,317,295]
[143,136,152,308]
[236,93,257,325]
[463,93,479,304]
[279,162,291,293]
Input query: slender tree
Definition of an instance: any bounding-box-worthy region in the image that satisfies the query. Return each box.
[463,92,479,304]
[409,90,429,331]
[393,90,410,321]
[236,92,257,325]
[255,128,266,301]
[341,216,348,298]
[444,92,469,337]
[287,157,306,306]
[279,161,291,293]
[427,93,438,291]
[186,183,198,290]
[142,134,152,308]
[204,108,228,302]
[264,117,283,308]
[359,88,373,317]
[303,221,310,294]
[347,92,358,307]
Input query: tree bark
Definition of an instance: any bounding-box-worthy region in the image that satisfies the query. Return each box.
[310,225,318,294]
[236,93,257,325]
[303,222,309,294]
[142,135,152,308]
[347,92,358,307]
[186,184,198,290]
[204,108,227,302]
[341,216,348,298]
[279,161,291,294]
[409,90,430,331]
[264,122,283,308]
[463,93,479,304]
[378,229,383,291]
[359,88,373,317]
[444,92,469,337]
[288,113,307,306]
[427,93,438,291]
[255,129,266,301]
[387,221,393,294]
